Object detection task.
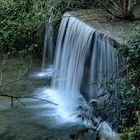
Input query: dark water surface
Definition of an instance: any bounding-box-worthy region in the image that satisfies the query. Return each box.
[0,57,95,140]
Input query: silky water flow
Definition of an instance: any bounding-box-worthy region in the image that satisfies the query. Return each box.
[35,13,120,139]
[34,5,54,79]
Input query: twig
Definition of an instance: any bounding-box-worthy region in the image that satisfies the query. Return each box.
[96,92,109,99]
[0,56,32,87]
[0,93,58,106]
[17,65,28,80]
[0,78,24,88]
[15,97,26,106]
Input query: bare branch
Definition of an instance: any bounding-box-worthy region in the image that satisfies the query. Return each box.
[0,92,58,106]
[0,78,24,88]
[0,56,59,108]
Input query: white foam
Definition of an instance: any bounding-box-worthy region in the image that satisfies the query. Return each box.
[32,65,54,79]
[34,88,83,124]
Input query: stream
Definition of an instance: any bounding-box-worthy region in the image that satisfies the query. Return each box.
[0,57,95,140]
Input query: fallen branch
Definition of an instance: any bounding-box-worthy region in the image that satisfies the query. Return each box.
[0,56,59,107]
[0,79,25,88]
[0,92,58,107]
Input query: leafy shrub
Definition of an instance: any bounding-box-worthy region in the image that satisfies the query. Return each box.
[120,124,140,140]
[98,26,140,127]
[75,26,140,139]
[0,0,93,56]
[0,0,45,55]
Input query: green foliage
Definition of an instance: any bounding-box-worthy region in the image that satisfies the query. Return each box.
[116,27,140,137]
[0,0,45,55]
[76,26,140,139]
[120,26,140,87]
[94,0,136,20]
[97,26,140,133]
[0,0,138,56]
[105,26,140,136]
[120,124,140,140]
[0,0,93,56]
[52,0,94,39]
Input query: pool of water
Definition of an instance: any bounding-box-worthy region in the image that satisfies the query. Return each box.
[0,57,95,140]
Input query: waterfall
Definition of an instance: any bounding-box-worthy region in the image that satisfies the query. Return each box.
[33,4,55,79]
[33,11,121,139]
[39,12,120,126]
[47,13,96,121]
[42,23,53,70]
[52,13,119,102]
[88,33,119,98]
[42,5,54,70]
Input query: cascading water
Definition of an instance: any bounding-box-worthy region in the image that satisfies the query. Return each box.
[41,12,120,121]
[50,13,95,120]
[42,7,54,70]
[42,22,53,70]
[88,33,119,98]
[36,19,54,78]
[33,4,54,79]
[36,12,121,139]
